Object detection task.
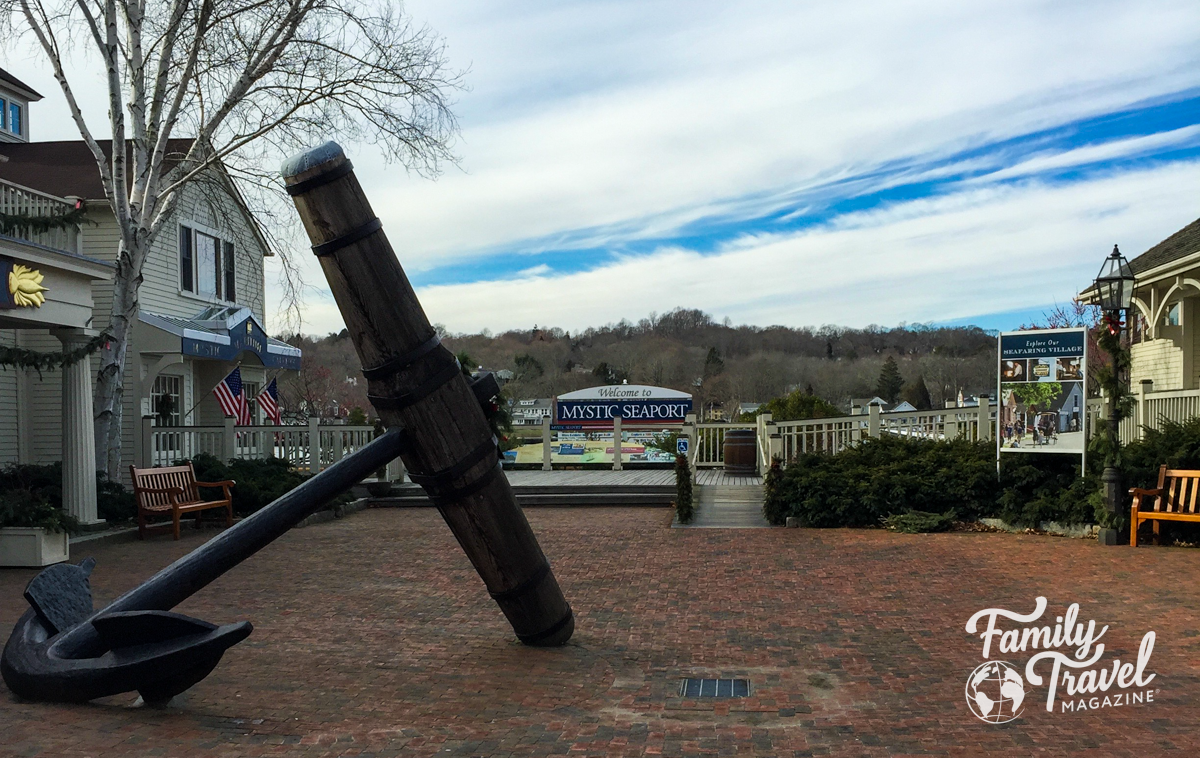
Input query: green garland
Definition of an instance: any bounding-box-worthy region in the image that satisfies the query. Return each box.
[0,206,91,237]
[0,332,111,375]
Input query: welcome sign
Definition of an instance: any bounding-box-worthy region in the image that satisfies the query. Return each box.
[554,385,692,427]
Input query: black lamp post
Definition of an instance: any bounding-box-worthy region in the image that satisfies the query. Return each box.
[1094,244,1136,520]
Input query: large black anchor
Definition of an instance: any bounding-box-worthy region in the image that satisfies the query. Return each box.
[2,428,405,704]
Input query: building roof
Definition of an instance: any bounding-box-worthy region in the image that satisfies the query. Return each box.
[1127,216,1200,276]
[0,139,193,200]
[0,68,43,101]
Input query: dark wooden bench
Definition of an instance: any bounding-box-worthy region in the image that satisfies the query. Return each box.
[130,464,235,540]
[1130,465,1200,547]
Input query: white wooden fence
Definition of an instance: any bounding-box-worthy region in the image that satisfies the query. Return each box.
[0,179,82,254]
[1085,383,1200,445]
[683,401,998,474]
[141,416,375,473]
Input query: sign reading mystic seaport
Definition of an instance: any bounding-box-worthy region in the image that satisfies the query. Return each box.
[997,328,1087,459]
[554,385,692,428]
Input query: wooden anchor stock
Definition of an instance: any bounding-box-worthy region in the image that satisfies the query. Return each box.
[280,142,574,647]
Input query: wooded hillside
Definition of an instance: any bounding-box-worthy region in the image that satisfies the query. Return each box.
[277,308,998,419]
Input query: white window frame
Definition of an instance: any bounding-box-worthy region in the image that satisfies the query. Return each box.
[178,222,238,304]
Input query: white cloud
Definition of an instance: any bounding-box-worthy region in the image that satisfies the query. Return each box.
[360,0,1200,267]
[408,160,1200,334]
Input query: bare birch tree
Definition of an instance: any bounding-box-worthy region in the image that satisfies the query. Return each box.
[2,0,460,478]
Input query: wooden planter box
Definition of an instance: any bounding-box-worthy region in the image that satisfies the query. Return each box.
[0,527,70,567]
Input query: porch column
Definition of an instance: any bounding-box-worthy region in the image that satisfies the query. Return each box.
[53,328,102,526]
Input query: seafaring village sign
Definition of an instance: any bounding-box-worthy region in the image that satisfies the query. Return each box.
[554,385,692,428]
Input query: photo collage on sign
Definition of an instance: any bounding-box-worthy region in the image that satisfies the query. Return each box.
[998,330,1086,455]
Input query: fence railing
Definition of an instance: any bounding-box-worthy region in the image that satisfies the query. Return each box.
[1085,385,1200,445]
[140,416,376,473]
[681,401,998,475]
[0,179,82,254]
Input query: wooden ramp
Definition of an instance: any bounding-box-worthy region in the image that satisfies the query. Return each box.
[680,484,770,528]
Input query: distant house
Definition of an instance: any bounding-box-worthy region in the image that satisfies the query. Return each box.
[738,402,762,418]
[510,398,553,426]
[1080,217,1200,391]
[0,67,299,521]
[850,396,889,414]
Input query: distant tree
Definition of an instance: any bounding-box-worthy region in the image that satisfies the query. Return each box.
[514,354,544,381]
[591,362,628,385]
[876,357,904,404]
[756,389,841,421]
[901,375,933,410]
[702,347,725,379]
[347,407,369,425]
[456,351,477,375]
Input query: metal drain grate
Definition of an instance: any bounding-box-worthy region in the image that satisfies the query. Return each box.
[679,678,750,698]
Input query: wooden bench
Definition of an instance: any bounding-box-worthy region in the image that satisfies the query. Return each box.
[130,464,235,541]
[1130,465,1200,546]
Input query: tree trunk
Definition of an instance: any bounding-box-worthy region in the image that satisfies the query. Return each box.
[93,240,142,480]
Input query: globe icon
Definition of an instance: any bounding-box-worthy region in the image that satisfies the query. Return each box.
[965,661,1025,723]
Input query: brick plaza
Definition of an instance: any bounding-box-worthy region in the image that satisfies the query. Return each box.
[2,507,1199,757]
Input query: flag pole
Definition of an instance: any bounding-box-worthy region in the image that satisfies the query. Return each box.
[181,361,243,423]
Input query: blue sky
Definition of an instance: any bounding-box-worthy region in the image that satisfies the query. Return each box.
[13,0,1200,336]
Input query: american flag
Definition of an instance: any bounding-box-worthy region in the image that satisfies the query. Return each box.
[214,367,250,424]
[257,378,281,425]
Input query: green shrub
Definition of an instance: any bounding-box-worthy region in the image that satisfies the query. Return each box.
[0,462,132,528]
[764,435,999,527]
[882,509,956,533]
[0,487,80,533]
[674,453,694,524]
[97,472,136,522]
[755,389,841,422]
[180,453,351,517]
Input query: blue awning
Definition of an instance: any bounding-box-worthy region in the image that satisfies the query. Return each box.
[139,306,301,370]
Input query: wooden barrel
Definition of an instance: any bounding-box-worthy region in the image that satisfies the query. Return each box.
[723,430,757,475]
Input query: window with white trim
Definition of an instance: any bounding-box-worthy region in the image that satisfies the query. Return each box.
[151,375,181,427]
[179,225,237,302]
[1165,302,1181,327]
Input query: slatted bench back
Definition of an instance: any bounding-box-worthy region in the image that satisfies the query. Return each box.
[131,464,200,507]
[1157,466,1200,514]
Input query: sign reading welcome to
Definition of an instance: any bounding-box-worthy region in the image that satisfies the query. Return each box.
[555,385,692,427]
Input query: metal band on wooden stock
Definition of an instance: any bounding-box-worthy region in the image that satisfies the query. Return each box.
[361,335,443,381]
[407,436,499,491]
[284,160,355,196]
[516,611,575,645]
[311,218,382,257]
[366,356,462,412]
[489,561,551,602]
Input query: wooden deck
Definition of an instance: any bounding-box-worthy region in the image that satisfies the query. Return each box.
[502,469,763,487]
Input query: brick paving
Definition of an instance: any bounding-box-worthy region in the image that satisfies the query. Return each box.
[2,507,1199,757]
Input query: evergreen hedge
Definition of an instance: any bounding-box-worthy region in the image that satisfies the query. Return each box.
[763,419,1200,533]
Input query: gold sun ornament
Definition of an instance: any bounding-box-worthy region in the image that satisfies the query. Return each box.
[9,264,48,307]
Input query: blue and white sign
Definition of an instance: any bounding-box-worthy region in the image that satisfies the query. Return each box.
[555,385,692,427]
[677,437,689,455]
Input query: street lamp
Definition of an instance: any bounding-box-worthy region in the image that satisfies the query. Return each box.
[1095,244,1135,317]
[1093,244,1136,525]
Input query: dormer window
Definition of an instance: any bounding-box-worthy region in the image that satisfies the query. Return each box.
[179,224,236,302]
[8,102,20,137]
[0,98,6,131]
